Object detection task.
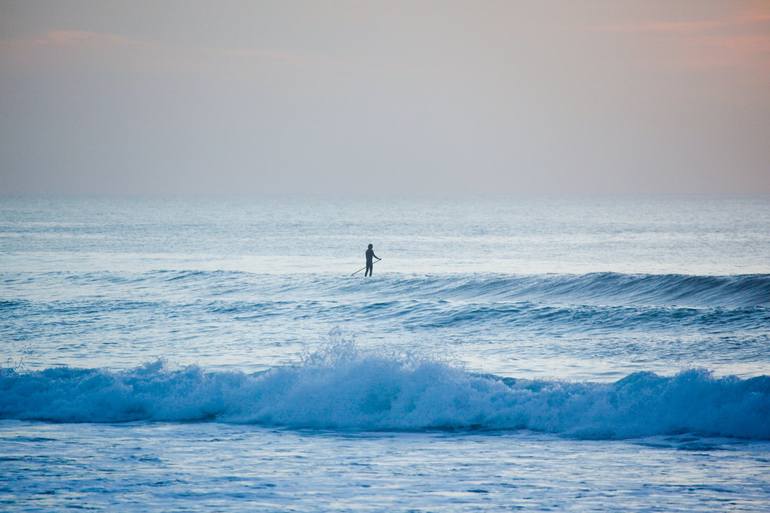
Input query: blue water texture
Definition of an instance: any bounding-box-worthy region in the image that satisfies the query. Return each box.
[3,196,770,512]
[2,269,769,439]
[2,343,769,440]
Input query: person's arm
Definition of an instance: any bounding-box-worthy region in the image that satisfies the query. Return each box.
[373,252,381,260]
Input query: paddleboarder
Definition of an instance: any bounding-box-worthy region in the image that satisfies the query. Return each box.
[365,243,381,277]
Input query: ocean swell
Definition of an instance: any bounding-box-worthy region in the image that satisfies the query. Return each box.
[1,345,768,440]
[7,271,769,307]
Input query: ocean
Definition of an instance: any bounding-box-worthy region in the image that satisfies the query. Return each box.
[1,195,769,512]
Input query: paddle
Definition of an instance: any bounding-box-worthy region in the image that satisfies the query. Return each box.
[351,258,381,276]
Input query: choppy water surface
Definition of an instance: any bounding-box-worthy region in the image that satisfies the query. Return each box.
[1,196,769,512]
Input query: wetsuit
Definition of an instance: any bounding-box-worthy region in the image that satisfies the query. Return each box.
[365,248,378,276]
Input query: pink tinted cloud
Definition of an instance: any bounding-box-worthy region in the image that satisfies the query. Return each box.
[594,4,770,35]
[593,3,770,73]
[691,33,770,69]
[597,20,724,34]
[0,29,323,69]
[0,30,151,51]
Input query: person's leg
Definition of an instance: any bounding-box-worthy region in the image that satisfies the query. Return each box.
[365,262,372,276]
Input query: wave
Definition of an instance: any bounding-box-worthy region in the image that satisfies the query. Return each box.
[7,270,769,307]
[2,344,768,440]
[344,272,770,308]
[5,296,767,335]
[403,302,770,332]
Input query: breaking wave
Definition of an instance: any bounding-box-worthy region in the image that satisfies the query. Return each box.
[2,344,768,440]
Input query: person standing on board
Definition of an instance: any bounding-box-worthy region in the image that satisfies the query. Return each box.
[365,243,381,277]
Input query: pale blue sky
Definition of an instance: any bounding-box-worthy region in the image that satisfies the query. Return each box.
[1,0,769,194]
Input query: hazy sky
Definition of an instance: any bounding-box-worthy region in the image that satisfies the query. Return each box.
[1,0,769,195]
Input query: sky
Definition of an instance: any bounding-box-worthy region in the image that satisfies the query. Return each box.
[0,0,769,195]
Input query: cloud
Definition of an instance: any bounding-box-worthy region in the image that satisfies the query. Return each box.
[593,2,770,34]
[596,20,723,34]
[692,33,770,70]
[0,30,151,52]
[591,3,770,73]
[0,29,331,70]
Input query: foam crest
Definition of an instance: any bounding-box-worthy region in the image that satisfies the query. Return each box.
[1,344,768,439]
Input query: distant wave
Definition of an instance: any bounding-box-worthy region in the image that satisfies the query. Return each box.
[402,302,770,332]
[2,344,768,440]
[337,272,770,307]
[4,297,768,335]
[7,270,768,307]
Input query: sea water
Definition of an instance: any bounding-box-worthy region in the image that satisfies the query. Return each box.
[1,195,769,512]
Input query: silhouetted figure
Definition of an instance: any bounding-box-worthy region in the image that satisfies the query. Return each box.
[365,243,380,277]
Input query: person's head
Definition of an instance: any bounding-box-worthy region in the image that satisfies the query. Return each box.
[368,243,373,249]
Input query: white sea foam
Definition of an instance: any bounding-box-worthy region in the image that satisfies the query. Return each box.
[2,343,768,439]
